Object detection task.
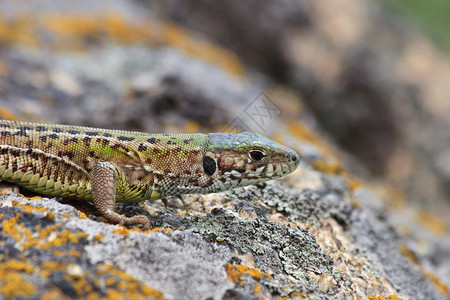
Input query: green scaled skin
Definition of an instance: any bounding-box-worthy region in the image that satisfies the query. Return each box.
[0,120,300,228]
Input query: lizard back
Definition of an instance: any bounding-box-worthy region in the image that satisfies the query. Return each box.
[0,120,208,201]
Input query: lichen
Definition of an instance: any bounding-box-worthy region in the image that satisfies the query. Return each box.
[225,264,271,285]
[399,245,449,295]
[191,208,336,295]
[0,260,37,299]
[0,13,245,77]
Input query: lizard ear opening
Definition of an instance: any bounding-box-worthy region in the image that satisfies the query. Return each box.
[203,156,217,176]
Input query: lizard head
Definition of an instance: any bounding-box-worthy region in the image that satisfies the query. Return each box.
[202,132,300,192]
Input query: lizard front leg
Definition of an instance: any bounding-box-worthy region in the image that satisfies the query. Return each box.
[91,161,150,228]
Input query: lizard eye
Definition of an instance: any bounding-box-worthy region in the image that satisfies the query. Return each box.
[203,156,217,176]
[249,150,265,162]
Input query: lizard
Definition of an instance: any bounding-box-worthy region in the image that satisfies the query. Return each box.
[0,120,300,228]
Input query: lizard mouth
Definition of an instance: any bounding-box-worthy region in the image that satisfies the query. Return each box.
[286,147,300,173]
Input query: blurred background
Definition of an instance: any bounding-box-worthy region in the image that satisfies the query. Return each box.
[0,0,449,283]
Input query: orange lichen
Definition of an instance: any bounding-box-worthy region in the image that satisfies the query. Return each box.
[40,230,89,249]
[51,249,83,258]
[275,291,306,300]
[225,264,271,285]
[40,288,68,300]
[22,195,43,200]
[79,212,89,219]
[415,211,448,235]
[3,212,88,251]
[0,14,40,47]
[0,107,23,121]
[112,227,132,237]
[96,264,163,300]
[16,203,49,214]
[310,159,345,175]
[1,13,245,77]
[14,202,55,220]
[0,273,36,299]
[368,296,403,300]
[1,214,37,250]
[94,233,105,242]
[104,13,155,45]
[253,283,261,294]
[399,245,449,295]
[0,260,37,299]
[144,227,173,234]
[52,249,67,256]
[0,259,35,274]
[69,249,82,258]
[113,226,172,237]
[42,14,102,38]
[185,120,200,134]
[399,244,419,265]
[40,261,67,277]
[162,22,245,76]
[105,277,116,286]
[226,264,243,284]
[347,179,362,191]
[423,270,449,295]
[287,120,336,156]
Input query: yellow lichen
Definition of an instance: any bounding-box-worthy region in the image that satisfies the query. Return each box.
[113,226,172,237]
[415,211,448,235]
[0,273,36,299]
[112,227,132,237]
[144,227,173,234]
[94,233,105,242]
[0,259,35,274]
[69,249,82,258]
[253,283,261,294]
[105,277,116,286]
[1,13,245,77]
[423,270,449,295]
[24,195,43,200]
[399,245,449,295]
[275,291,306,300]
[368,296,403,300]
[185,120,200,134]
[310,159,345,175]
[0,107,23,121]
[40,230,89,249]
[0,260,37,299]
[287,120,336,156]
[162,22,245,76]
[347,179,362,191]
[3,216,89,251]
[225,264,271,285]
[16,203,49,214]
[1,214,37,250]
[52,249,67,256]
[0,14,40,47]
[40,261,67,278]
[40,288,68,300]
[42,14,102,38]
[104,13,155,45]
[96,264,163,300]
